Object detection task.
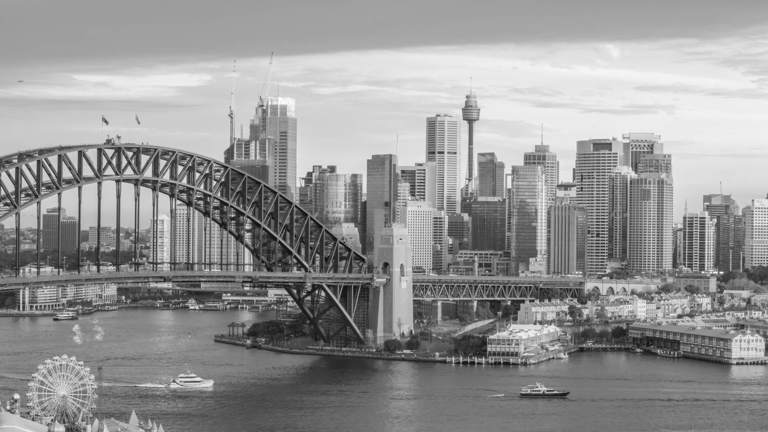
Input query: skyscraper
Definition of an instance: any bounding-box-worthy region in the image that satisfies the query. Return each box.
[744,199,768,269]
[622,132,663,173]
[426,114,459,214]
[507,165,547,274]
[366,154,398,257]
[470,197,506,251]
[150,214,171,271]
[523,144,559,205]
[400,162,437,208]
[249,97,297,199]
[575,138,622,275]
[608,166,635,264]
[224,135,269,184]
[682,212,716,272]
[704,194,743,272]
[400,200,436,273]
[477,152,505,198]
[627,154,673,274]
[461,92,480,200]
[547,190,586,275]
[42,207,79,254]
[299,165,363,227]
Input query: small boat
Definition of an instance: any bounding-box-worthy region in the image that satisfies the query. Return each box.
[633,348,644,354]
[52,310,78,321]
[79,307,96,315]
[187,299,200,310]
[520,383,569,398]
[169,372,214,389]
[555,352,569,360]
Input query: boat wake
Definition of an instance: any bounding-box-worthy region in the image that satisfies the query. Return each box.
[99,381,167,388]
[487,393,505,398]
[0,373,30,381]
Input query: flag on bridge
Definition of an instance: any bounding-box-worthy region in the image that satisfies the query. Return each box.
[135,114,141,125]
[101,115,109,126]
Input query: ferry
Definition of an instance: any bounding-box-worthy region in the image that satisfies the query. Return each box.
[52,310,78,321]
[187,299,200,310]
[168,372,214,389]
[520,383,570,398]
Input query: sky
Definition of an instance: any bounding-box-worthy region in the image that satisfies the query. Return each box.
[3,0,768,225]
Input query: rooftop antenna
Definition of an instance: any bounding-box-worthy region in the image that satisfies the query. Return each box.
[469,76,473,94]
[540,123,544,146]
[394,133,399,155]
[720,180,723,196]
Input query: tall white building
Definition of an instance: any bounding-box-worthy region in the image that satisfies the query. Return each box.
[682,212,716,272]
[249,97,297,199]
[400,162,437,208]
[174,205,252,271]
[400,200,436,273]
[575,138,622,275]
[150,214,171,271]
[622,132,663,173]
[745,199,768,269]
[426,114,459,214]
[523,144,559,206]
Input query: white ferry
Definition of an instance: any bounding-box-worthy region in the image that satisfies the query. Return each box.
[520,383,570,398]
[52,310,78,321]
[168,372,214,389]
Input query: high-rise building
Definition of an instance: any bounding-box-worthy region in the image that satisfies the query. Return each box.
[622,132,663,173]
[547,190,587,275]
[42,208,79,254]
[426,114,459,214]
[673,224,684,269]
[703,194,743,272]
[470,197,506,251]
[299,165,362,226]
[682,212,716,272]
[174,204,204,270]
[523,144,559,205]
[745,199,768,269]
[447,213,470,256]
[506,165,547,274]
[224,135,270,184]
[366,154,398,258]
[575,138,622,275]
[608,166,635,264]
[400,162,437,208]
[249,97,297,199]
[150,214,171,271]
[477,153,505,198]
[432,210,448,274]
[400,201,436,273]
[87,226,115,251]
[627,154,673,274]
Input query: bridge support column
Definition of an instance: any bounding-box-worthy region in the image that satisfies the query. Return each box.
[369,225,413,345]
[436,301,443,324]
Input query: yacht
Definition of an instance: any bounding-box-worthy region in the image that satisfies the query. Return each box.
[520,383,569,398]
[186,299,200,310]
[169,372,214,389]
[52,310,78,321]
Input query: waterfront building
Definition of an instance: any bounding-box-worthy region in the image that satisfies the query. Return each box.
[629,323,765,363]
[477,152,505,198]
[523,144,559,205]
[744,199,768,269]
[470,197,506,251]
[507,165,547,274]
[704,194,743,272]
[682,212,716,272]
[42,207,79,253]
[607,166,635,265]
[87,226,115,251]
[17,283,118,311]
[426,114,459,214]
[621,132,663,173]
[365,154,398,257]
[486,324,561,360]
[575,138,623,275]
[518,300,571,324]
[547,195,586,276]
[400,201,437,273]
[627,154,673,274]
[400,162,437,208]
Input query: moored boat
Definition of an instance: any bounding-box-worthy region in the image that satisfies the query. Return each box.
[520,383,569,398]
[169,372,214,389]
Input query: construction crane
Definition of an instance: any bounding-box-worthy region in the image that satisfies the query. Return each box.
[258,52,275,106]
[228,59,237,148]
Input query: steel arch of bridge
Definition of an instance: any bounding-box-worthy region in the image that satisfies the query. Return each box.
[0,144,368,343]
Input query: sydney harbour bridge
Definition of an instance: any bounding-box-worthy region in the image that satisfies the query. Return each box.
[0,143,584,346]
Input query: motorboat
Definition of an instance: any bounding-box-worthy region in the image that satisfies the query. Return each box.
[52,310,78,321]
[169,372,214,389]
[520,383,569,398]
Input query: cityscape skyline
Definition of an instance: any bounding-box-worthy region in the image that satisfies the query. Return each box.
[4,4,768,224]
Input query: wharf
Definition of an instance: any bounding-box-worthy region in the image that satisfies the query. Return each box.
[0,309,55,317]
[577,344,634,352]
[213,334,249,347]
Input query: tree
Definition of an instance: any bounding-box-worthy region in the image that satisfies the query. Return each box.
[683,285,701,295]
[726,278,762,292]
[567,305,584,322]
[580,327,598,341]
[611,325,628,341]
[453,334,486,356]
[597,329,611,342]
[383,339,403,353]
[405,336,420,351]
[596,306,609,323]
[658,283,677,294]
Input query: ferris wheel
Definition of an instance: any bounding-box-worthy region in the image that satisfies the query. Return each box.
[26,354,98,425]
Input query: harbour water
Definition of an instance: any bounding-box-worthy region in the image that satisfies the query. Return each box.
[2,309,768,431]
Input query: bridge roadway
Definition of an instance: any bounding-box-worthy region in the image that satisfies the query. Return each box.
[0,272,586,299]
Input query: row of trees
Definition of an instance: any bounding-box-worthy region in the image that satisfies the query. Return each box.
[382,336,421,353]
[575,325,628,344]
